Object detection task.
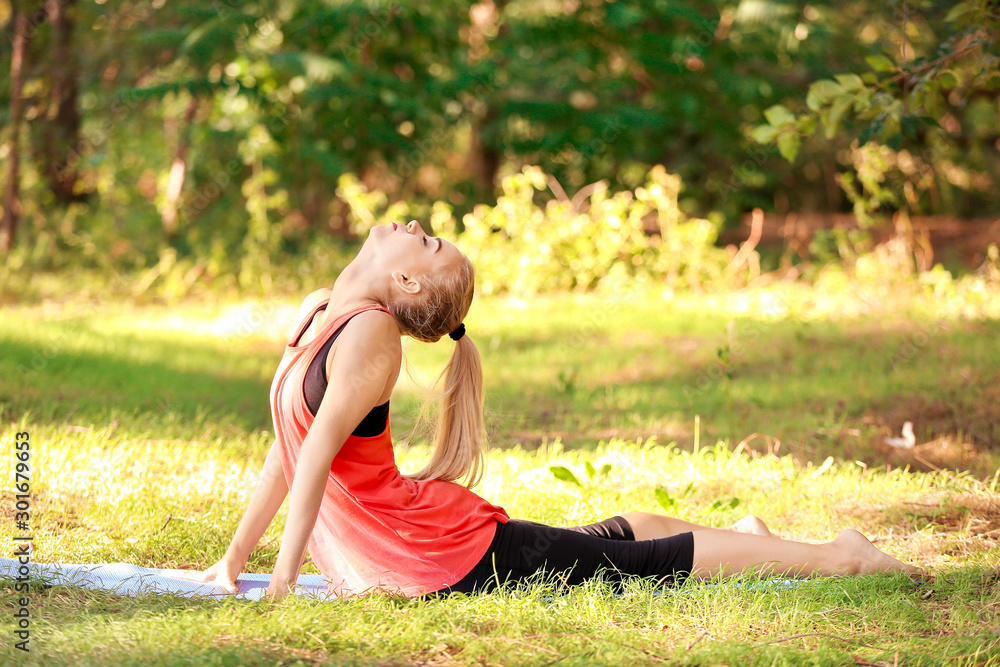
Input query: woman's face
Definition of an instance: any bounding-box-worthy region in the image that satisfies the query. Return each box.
[366,220,463,289]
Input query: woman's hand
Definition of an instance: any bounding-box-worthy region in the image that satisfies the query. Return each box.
[264,578,293,601]
[163,556,243,594]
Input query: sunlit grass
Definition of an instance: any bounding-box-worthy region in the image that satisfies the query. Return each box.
[4,433,1000,665]
[2,282,999,664]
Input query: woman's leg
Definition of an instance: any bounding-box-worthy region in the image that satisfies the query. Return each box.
[621,511,772,540]
[689,528,918,579]
[445,521,916,595]
[446,520,695,594]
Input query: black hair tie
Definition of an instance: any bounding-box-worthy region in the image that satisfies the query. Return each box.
[448,323,466,341]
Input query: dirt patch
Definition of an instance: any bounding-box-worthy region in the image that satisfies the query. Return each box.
[847,493,1000,563]
[903,494,1000,561]
[10,487,85,531]
[867,387,1000,447]
[718,212,1000,268]
[899,494,1000,536]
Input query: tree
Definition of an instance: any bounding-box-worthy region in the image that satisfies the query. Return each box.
[752,0,1000,222]
[37,0,88,204]
[1,1,35,251]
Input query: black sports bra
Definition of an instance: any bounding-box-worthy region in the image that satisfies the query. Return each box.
[302,307,390,437]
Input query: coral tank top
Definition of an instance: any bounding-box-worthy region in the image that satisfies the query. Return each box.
[268,300,509,597]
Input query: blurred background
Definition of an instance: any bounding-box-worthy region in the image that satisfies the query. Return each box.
[1,0,998,299]
[2,7,1000,619]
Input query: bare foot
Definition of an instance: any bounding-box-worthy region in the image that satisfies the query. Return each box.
[730,515,772,537]
[834,529,921,577]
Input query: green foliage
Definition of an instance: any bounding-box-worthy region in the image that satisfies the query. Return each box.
[11,0,999,281]
[4,0,1000,303]
[345,164,740,295]
[708,496,740,512]
[549,461,614,490]
[549,464,583,487]
[755,2,1000,154]
[752,1,1000,220]
[549,458,614,512]
[654,481,695,513]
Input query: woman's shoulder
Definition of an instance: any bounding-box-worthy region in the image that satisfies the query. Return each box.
[338,308,399,348]
[296,288,333,320]
[326,308,401,390]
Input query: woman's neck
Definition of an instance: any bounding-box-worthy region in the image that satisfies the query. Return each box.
[327,259,387,315]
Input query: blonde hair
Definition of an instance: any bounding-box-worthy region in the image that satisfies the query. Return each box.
[385,256,486,488]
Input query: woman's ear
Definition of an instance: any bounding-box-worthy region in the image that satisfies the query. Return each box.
[391,271,422,295]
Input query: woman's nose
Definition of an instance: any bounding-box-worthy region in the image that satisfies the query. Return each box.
[406,220,423,234]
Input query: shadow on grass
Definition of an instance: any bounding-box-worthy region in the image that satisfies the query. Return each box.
[0,333,276,438]
[3,307,998,474]
[479,317,1000,476]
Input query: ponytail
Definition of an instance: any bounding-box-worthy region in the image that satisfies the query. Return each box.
[409,334,486,488]
[385,255,487,488]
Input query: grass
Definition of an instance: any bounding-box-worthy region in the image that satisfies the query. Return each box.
[2,280,999,665]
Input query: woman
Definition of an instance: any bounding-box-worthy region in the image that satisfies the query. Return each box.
[180,220,916,599]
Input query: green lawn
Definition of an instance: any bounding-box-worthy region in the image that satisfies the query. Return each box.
[2,284,998,665]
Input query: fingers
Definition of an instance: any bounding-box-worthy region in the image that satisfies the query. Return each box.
[264,583,291,601]
[161,568,240,593]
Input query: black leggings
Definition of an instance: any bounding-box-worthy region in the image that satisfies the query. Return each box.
[443,516,695,594]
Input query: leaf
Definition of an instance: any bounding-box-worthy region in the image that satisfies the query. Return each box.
[655,486,677,512]
[806,80,843,111]
[881,112,901,142]
[763,105,795,127]
[777,132,801,162]
[549,465,581,486]
[585,461,596,480]
[865,55,895,73]
[796,114,817,136]
[938,70,959,90]
[598,463,613,478]
[709,497,740,512]
[835,74,865,92]
[945,2,977,23]
[751,124,781,144]
[824,93,855,139]
[853,89,873,114]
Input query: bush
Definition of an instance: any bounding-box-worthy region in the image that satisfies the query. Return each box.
[342,165,740,296]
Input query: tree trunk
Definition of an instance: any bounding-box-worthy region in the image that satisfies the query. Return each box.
[468,108,500,195]
[464,0,507,200]
[1,6,31,252]
[41,0,87,203]
[161,94,200,237]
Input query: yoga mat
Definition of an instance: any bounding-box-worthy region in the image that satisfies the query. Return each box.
[0,557,332,601]
[2,558,813,600]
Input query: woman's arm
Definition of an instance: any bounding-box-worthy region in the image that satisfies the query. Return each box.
[221,286,334,566]
[266,310,400,598]
[165,439,288,592]
[221,438,288,570]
